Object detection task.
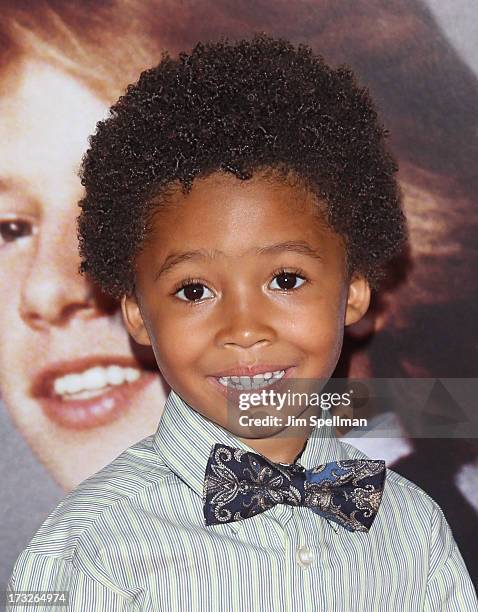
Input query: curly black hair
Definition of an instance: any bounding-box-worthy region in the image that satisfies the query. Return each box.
[77,34,407,299]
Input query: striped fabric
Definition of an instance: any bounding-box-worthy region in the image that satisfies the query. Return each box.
[7,389,478,611]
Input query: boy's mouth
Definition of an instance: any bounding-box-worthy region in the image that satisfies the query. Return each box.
[217,369,286,391]
[31,356,158,430]
[208,365,296,396]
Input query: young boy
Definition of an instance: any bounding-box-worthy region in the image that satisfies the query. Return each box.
[7,35,476,611]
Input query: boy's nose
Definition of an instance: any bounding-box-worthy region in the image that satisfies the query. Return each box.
[215,296,276,350]
[19,233,106,330]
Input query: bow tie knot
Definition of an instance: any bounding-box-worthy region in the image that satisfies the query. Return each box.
[203,444,386,532]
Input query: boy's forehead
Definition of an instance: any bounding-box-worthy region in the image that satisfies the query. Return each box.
[139,170,346,269]
[154,170,325,220]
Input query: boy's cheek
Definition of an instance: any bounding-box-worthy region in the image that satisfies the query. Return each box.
[149,325,204,371]
[291,314,345,371]
[291,298,344,342]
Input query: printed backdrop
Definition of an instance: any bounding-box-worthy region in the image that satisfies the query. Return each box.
[1,0,477,589]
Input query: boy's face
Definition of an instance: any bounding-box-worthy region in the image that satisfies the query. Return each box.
[0,58,167,490]
[122,171,370,438]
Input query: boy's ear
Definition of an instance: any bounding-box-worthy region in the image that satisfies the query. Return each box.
[120,293,152,346]
[345,291,388,339]
[344,274,371,326]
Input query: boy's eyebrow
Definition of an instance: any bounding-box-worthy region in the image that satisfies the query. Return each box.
[154,240,323,281]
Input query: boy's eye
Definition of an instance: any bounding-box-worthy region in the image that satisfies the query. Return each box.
[175,282,214,302]
[269,271,306,291]
[174,270,307,303]
[0,219,34,245]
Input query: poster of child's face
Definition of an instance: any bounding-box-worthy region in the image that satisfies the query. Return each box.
[0,57,170,490]
[1,0,477,588]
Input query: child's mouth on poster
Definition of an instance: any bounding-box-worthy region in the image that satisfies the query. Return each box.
[30,355,158,429]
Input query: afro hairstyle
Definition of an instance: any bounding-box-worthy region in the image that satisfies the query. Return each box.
[77,34,407,299]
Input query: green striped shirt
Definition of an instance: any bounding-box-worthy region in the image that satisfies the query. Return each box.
[7,390,477,611]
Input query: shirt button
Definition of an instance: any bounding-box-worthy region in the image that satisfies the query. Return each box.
[296,545,314,568]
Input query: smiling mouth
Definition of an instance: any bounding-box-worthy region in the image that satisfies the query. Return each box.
[31,357,158,430]
[52,365,141,400]
[216,368,287,391]
[208,366,296,397]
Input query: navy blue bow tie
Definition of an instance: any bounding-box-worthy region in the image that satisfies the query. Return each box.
[203,443,386,532]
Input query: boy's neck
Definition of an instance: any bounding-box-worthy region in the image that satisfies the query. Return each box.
[234,412,343,465]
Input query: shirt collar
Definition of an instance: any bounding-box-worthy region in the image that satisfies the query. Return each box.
[154,389,254,503]
[153,390,370,531]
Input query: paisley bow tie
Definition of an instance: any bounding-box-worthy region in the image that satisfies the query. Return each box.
[203,443,386,531]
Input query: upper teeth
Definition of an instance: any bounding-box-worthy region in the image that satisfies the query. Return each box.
[217,370,286,390]
[53,366,141,397]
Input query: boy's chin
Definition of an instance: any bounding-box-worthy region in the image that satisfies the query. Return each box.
[223,407,313,441]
